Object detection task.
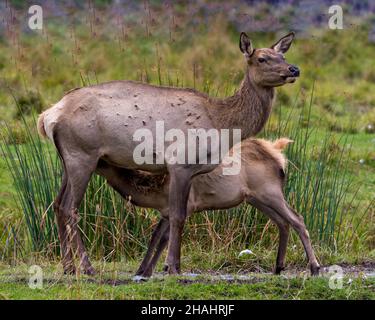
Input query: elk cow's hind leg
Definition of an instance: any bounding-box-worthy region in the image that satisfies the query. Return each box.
[61,152,99,275]
[54,172,75,274]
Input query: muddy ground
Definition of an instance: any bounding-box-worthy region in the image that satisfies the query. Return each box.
[0,261,374,287]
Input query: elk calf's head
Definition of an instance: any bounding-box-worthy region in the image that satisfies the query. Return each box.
[239,32,299,87]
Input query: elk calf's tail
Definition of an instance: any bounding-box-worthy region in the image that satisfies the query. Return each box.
[269,137,293,170]
[37,112,47,139]
[273,138,293,151]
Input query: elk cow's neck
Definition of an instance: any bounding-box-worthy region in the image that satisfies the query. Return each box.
[209,70,275,140]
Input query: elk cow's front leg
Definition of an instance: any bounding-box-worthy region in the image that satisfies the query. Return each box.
[165,167,193,274]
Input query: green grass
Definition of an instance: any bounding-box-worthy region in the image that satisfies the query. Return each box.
[0,263,373,300]
[0,155,17,213]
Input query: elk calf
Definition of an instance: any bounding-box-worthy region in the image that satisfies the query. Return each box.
[96,138,320,277]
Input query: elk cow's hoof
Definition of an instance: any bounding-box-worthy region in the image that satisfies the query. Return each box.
[310,265,320,276]
[163,263,180,275]
[135,266,153,278]
[140,268,153,278]
[167,264,180,275]
[135,268,145,276]
[83,266,96,276]
[63,266,76,275]
[275,266,285,275]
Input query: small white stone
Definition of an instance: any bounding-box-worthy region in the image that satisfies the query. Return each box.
[132,275,148,282]
[238,249,255,257]
[220,274,234,280]
[183,272,199,278]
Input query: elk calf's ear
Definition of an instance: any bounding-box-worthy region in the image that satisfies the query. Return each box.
[239,32,254,58]
[271,32,295,54]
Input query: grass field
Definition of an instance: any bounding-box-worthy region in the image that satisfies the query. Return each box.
[0,262,374,300]
[0,1,374,300]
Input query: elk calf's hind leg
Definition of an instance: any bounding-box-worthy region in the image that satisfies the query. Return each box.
[274,222,290,275]
[271,200,320,276]
[248,197,290,275]
[286,205,320,276]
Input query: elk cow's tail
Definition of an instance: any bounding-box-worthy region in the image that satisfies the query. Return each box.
[37,112,47,139]
[273,137,293,151]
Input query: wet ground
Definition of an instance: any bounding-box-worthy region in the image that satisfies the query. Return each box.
[1,261,374,287]
[128,261,375,284]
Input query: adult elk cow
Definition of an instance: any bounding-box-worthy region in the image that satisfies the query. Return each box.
[37,32,300,275]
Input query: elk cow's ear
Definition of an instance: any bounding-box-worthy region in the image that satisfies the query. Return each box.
[239,32,254,58]
[271,32,295,54]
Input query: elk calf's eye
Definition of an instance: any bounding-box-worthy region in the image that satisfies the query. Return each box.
[258,58,266,63]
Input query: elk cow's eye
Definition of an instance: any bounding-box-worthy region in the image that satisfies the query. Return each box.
[258,58,266,63]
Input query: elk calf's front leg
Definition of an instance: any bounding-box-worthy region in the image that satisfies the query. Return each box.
[136,217,169,276]
[142,224,170,277]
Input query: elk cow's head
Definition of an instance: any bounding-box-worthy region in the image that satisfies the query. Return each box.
[239,32,299,87]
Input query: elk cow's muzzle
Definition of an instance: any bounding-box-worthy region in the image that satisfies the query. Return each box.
[280,64,300,83]
[288,65,300,77]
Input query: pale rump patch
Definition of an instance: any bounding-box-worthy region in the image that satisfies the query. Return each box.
[41,98,68,142]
